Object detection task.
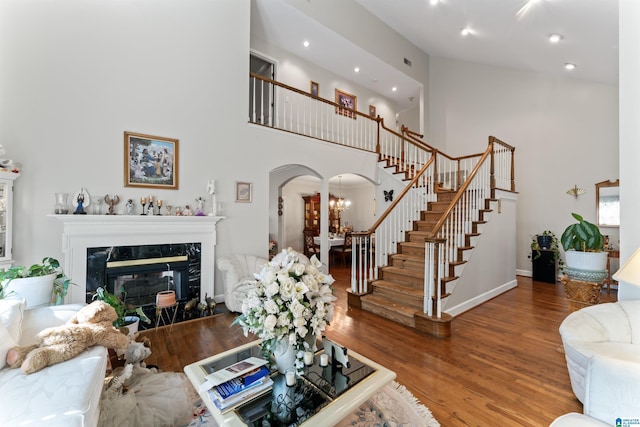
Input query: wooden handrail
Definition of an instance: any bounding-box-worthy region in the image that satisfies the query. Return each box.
[352,156,435,238]
[428,144,493,237]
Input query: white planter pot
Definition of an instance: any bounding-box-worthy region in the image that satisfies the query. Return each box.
[565,251,608,272]
[123,316,140,336]
[4,273,56,308]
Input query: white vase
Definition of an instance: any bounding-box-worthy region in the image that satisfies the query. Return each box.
[4,273,56,308]
[273,338,296,374]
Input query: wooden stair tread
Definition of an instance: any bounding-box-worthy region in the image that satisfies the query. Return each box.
[361,294,418,317]
[373,279,423,295]
[391,253,425,262]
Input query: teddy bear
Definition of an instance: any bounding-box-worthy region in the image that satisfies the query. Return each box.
[6,300,130,374]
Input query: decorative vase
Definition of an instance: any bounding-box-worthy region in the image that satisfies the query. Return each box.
[54,192,70,214]
[273,338,296,374]
[537,235,552,250]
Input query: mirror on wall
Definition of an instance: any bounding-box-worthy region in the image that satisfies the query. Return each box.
[595,179,620,227]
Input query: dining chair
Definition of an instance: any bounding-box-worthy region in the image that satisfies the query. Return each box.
[331,232,352,265]
[303,230,320,258]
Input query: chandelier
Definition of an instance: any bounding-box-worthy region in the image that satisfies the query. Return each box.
[329,176,351,213]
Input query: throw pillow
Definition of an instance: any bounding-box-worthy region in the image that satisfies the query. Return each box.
[0,321,17,369]
[0,298,26,343]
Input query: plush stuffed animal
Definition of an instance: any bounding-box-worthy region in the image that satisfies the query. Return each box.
[6,300,129,374]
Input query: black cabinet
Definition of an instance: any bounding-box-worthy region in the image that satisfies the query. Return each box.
[532,250,557,284]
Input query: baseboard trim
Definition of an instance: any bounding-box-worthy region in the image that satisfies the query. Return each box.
[444,279,518,317]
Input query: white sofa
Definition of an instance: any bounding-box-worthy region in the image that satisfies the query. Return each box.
[217,254,268,312]
[550,354,640,426]
[0,301,107,427]
[558,300,640,403]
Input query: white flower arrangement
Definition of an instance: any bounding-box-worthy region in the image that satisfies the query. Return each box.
[234,248,336,372]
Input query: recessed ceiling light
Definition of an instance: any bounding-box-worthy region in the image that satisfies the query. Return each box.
[354,67,360,73]
[549,34,563,43]
[460,27,472,36]
[564,63,577,70]
[392,87,398,92]
[303,40,310,47]
[430,0,439,5]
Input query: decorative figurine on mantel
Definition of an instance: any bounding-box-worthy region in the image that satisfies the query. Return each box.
[73,188,90,215]
[183,205,193,216]
[104,194,120,215]
[195,197,205,216]
[207,179,216,216]
[147,196,154,216]
[125,199,135,215]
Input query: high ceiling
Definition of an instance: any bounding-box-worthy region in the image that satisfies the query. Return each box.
[252,0,618,113]
[252,0,619,186]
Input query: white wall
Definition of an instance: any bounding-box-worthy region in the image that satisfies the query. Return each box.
[428,57,619,274]
[0,0,381,298]
[0,0,252,270]
[284,0,430,138]
[618,0,640,299]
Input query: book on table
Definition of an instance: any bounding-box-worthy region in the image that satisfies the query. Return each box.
[211,365,271,401]
[203,356,268,387]
[209,374,274,413]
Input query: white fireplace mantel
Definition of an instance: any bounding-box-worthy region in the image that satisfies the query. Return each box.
[50,215,224,304]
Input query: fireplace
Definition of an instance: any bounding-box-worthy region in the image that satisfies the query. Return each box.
[51,215,223,306]
[86,243,200,306]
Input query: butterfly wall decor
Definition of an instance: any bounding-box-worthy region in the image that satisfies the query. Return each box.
[384,189,394,202]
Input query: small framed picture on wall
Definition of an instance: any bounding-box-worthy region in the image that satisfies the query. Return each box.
[369,105,376,118]
[236,182,253,203]
[310,81,319,97]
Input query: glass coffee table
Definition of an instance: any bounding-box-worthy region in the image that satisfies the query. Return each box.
[184,339,395,426]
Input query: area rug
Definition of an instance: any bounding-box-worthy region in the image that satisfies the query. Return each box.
[183,380,440,427]
[98,365,439,427]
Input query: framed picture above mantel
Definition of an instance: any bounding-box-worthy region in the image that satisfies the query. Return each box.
[124,131,179,189]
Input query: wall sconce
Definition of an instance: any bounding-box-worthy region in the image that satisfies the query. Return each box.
[566,185,585,199]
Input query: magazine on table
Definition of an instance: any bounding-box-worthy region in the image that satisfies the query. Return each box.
[208,376,274,413]
[203,356,268,387]
[211,365,271,401]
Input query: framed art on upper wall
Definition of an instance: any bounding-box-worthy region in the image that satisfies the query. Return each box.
[124,131,179,189]
[369,105,376,118]
[335,89,357,119]
[310,81,319,97]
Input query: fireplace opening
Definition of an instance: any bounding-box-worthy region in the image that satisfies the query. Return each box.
[86,243,213,329]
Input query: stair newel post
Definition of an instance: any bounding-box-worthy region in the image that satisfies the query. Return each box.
[489,137,496,191]
[425,237,445,317]
[375,117,381,155]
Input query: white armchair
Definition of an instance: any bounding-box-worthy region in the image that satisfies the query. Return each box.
[550,354,640,426]
[558,300,640,403]
[217,254,268,312]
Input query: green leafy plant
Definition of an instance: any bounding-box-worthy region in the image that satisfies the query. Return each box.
[529,230,564,272]
[93,286,150,327]
[0,257,72,302]
[561,213,605,252]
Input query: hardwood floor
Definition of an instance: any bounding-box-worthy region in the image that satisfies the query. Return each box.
[140,267,617,426]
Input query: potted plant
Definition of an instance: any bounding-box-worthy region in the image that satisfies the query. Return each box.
[530,230,564,270]
[560,213,608,310]
[561,213,607,280]
[93,286,150,333]
[0,257,72,307]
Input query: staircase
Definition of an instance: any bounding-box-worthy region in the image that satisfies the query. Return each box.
[247,72,516,338]
[360,187,494,329]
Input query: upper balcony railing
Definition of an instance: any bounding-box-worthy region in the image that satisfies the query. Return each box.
[249,72,433,171]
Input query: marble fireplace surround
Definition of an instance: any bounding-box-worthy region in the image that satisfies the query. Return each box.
[51,215,223,304]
